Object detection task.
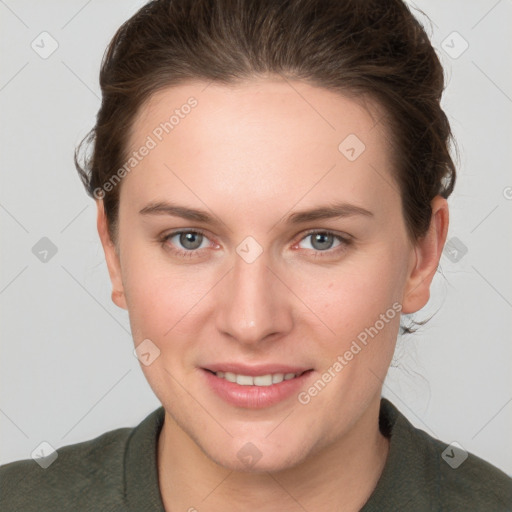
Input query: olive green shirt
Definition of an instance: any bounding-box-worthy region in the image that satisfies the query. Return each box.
[1,398,511,511]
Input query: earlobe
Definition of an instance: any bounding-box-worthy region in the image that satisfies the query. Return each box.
[111,289,127,310]
[96,200,128,310]
[401,196,449,314]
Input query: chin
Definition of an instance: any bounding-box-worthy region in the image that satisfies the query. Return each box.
[218,454,302,474]
[204,439,309,474]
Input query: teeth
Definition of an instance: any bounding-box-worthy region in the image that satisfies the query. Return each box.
[215,371,299,386]
[225,372,236,383]
[272,373,284,384]
[236,374,254,385]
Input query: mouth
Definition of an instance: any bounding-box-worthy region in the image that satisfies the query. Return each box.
[203,368,311,386]
[200,366,315,408]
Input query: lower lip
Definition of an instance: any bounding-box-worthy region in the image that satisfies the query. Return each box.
[201,369,314,409]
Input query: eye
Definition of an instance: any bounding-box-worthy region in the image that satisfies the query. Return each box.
[159,228,352,259]
[296,230,351,255]
[160,229,213,257]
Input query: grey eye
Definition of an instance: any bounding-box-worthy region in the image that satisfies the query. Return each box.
[171,231,206,250]
[298,232,342,251]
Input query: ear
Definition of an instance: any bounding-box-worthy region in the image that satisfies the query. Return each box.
[96,199,128,310]
[401,195,449,314]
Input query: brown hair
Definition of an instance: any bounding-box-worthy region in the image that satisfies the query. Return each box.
[75,0,456,254]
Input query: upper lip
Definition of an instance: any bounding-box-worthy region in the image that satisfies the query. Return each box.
[203,363,313,376]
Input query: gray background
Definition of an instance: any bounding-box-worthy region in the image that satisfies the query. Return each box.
[1,0,511,476]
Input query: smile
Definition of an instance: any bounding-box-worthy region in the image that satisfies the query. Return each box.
[213,371,303,386]
[202,368,314,408]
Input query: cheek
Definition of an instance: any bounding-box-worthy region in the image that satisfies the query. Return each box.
[287,246,409,379]
[119,244,182,339]
[120,244,220,352]
[122,263,202,394]
[297,248,407,324]
[124,271,198,341]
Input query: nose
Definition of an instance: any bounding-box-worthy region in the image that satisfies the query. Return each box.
[215,250,293,347]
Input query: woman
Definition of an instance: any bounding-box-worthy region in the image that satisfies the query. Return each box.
[1,0,511,510]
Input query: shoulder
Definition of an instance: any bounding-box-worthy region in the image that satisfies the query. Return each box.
[411,420,512,509]
[378,398,512,510]
[0,425,133,511]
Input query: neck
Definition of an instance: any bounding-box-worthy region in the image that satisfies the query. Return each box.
[157,397,389,512]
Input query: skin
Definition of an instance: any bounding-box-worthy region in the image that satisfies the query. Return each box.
[97,77,449,511]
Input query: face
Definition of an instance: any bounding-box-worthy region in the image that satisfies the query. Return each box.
[98,77,445,472]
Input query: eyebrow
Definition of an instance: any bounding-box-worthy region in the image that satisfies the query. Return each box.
[139,200,373,225]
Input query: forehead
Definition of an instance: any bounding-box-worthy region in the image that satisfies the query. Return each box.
[133,78,386,148]
[122,78,399,222]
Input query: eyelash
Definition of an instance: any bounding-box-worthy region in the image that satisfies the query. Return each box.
[158,228,352,259]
